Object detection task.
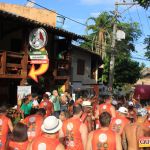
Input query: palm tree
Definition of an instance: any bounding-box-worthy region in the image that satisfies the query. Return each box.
[85,12,114,58]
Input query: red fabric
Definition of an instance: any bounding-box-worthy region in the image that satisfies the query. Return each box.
[32,134,60,150]
[39,100,53,117]
[134,85,150,100]
[23,114,43,142]
[62,117,84,150]
[8,140,28,150]
[0,115,10,150]
[99,103,112,116]
[110,116,130,135]
[92,129,116,150]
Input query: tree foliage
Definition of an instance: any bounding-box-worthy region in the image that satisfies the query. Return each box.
[134,0,150,9]
[81,11,143,87]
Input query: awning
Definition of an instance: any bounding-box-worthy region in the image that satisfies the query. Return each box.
[134,85,150,100]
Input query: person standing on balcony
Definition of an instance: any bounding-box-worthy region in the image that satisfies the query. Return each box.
[50,90,61,118]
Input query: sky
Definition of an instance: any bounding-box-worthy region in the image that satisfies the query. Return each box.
[1,0,150,66]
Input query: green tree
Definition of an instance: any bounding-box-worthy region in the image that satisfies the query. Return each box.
[134,0,150,9]
[82,11,142,86]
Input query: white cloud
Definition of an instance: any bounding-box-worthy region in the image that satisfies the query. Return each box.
[80,0,113,5]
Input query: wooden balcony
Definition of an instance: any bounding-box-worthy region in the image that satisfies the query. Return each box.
[0,50,28,79]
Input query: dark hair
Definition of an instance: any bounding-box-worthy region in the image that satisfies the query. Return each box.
[99,112,111,127]
[0,105,8,114]
[73,104,83,115]
[11,122,28,142]
[37,108,46,116]
[60,110,71,119]
[43,94,49,99]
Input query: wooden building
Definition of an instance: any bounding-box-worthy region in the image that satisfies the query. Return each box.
[0,3,102,105]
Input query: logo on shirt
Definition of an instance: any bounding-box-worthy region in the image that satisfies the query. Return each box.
[99,133,107,143]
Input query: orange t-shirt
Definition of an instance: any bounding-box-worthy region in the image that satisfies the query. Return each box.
[110,116,130,135]
[0,115,10,150]
[99,103,112,116]
[39,100,53,117]
[92,129,116,150]
[8,140,28,150]
[23,114,43,142]
[62,117,84,150]
[32,134,60,150]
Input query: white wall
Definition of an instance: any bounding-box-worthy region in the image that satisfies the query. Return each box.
[71,47,97,88]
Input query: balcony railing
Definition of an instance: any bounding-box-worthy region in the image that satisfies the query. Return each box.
[0,50,28,78]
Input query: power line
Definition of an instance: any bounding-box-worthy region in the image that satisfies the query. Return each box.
[131,56,149,61]
[144,10,150,30]
[27,0,87,27]
[135,5,146,37]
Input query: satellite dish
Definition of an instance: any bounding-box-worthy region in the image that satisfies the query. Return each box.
[26,0,35,7]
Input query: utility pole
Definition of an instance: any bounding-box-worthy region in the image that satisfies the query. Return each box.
[108,1,118,93]
[108,1,138,94]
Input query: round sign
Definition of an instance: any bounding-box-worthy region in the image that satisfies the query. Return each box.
[29,28,48,49]
[103,105,107,109]
[99,133,107,143]
[115,119,122,125]
[29,117,36,123]
[67,123,73,131]
[0,119,3,125]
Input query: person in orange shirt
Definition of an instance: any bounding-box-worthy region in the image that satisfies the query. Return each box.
[39,94,54,117]
[86,112,122,150]
[95,98,116,129]
[81,101,93,132]
[28,116,65,150]
[23,108,46,142]
[0,105,13,150]
[59,104,88,150]
[96,98,116,118]
[110,107,130,135]
[59,110,71,122]
[6,122,29,150]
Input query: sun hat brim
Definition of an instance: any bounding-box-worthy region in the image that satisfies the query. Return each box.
[41,119,62,134]
[82,104,92,108]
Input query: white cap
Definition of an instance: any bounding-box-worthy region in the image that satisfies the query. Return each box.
[112,100,118,105]
[45,92,51,98]
[41,116,62,134]
[128,101,134,106]
[118,107,128,114]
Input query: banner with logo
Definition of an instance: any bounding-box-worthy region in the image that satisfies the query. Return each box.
[28,27,49,82]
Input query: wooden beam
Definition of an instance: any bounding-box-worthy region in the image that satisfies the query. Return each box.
[0,74,25,79]
[7,63,22,68]
[0,51,6,74]
[54,76,69,80]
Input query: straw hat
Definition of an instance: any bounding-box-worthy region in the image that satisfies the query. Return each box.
[41,116,62,134]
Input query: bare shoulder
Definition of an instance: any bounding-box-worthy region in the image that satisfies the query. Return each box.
[56,143,65,150]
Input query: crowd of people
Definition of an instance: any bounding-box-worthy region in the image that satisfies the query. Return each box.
[0,89,149,150]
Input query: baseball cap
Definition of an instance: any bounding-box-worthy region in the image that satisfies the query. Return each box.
[137,108,148,117]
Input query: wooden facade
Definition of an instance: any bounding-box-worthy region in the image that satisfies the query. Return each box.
[0,8,85,105]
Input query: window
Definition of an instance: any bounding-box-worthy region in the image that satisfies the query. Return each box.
[77,59,85,75]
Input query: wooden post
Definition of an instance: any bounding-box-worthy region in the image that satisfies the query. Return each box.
[0,51,6,74]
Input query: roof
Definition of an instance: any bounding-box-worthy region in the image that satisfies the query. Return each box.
[0,9,85,40]
[141,68,150,77]
[71,45,101,57]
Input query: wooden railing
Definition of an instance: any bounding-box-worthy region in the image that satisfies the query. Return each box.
[0,50,28,78]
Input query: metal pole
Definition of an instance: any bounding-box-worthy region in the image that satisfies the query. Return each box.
[108,1,118,93]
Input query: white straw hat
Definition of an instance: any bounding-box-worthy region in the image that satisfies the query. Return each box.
[41,116,62,134]
[118,107,128,114]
